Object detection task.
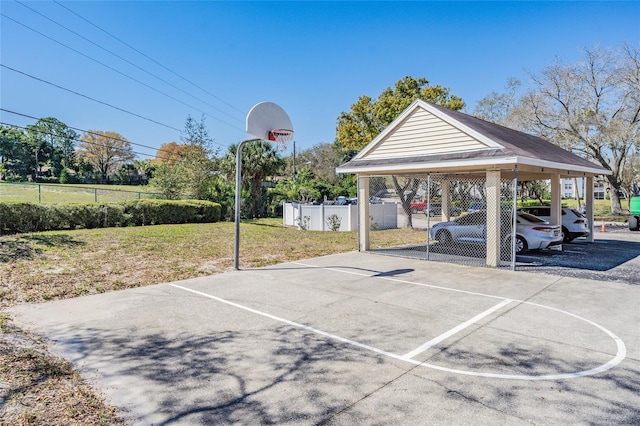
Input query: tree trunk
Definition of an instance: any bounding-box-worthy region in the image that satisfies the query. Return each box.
[573,177,582,208]
[606,176,624,215]
[392,176,419,228]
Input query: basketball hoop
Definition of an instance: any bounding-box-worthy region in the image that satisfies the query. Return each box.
[268,128,293,152]
[236,102,294,270]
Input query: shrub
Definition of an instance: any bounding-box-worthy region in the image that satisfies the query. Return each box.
[326,214,341,231]
[0,200,221,234]
[0,202,50,233]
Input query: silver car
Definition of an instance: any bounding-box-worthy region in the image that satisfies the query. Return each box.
[429,211,563,255]
[517,206,589,242]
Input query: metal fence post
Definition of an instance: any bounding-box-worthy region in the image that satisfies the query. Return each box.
[426,174,431,260]
[38,184,41,204]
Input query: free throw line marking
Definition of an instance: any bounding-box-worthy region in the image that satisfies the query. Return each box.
[402,299,513,359]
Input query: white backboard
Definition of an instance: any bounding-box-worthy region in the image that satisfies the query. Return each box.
[246,102,293,141]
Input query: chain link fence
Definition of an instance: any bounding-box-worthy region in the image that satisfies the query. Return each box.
[0,182,167,204]
[365,173,518,269]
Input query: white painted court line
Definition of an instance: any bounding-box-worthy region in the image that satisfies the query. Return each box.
[169,265,627,381]
[402,299,513,360]
[291,262,508,301]
[168,283,407,363]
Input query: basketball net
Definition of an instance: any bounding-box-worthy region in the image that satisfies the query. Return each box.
[268,129,293,152]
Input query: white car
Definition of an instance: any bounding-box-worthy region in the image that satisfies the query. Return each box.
[517,206,589,242]
[429,211,563,255]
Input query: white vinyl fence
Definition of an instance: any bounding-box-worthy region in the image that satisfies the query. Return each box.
[283,202,398,231]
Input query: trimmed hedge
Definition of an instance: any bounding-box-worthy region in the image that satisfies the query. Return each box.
[0,200,221,234]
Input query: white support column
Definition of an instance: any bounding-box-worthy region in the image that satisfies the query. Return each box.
[550,174,562,226]
[485,171,501,267]
[585,175,594,242]
[358,176,370,251]
[550,174,563,250]
[440,179,451,222]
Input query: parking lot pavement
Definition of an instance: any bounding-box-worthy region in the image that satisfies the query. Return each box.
[8,252,640,425]
[517,227,640,284]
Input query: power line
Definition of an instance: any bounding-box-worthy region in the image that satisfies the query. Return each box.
[0,109,203,161]
[1,120,166,161]
[0,12,246,137]
[53,0,246,116]
[1,64,182,133]
[16,0,244,124]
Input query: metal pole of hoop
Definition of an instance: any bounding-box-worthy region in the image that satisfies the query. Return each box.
[234,138,259,270]
[234,130,292,270]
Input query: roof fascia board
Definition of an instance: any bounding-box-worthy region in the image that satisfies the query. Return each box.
[515,157,612,175]
[336,156,611,176]
[336,157,519,174]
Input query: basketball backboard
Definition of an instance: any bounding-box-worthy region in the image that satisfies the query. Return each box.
[246,102,293,142]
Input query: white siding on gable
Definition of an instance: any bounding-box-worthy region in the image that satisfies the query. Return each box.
[361,107,490,160]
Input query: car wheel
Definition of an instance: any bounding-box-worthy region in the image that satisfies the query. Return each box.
[514,235,528,255]
[411,207,418,214]
[561,226,571,243]
[436,229,453,244]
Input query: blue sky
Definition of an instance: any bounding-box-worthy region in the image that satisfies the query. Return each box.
[1,1,639,159]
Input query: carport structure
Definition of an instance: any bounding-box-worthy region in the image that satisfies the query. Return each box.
[336,99,611,267]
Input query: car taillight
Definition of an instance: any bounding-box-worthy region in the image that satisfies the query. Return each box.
[532,227,556,233]
[574,219,585,224]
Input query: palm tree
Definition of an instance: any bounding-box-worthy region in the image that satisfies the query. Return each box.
[222,141,285,218]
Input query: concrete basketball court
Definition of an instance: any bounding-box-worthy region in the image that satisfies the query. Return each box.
[8,251,640,425]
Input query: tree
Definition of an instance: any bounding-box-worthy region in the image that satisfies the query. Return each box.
[177,144,216,199]
[221,141,285,218]
[149,116,219,200]
[151,142,184,165]
[287,143,344,185]
[77,130,135,181]
[25,117,78,179]
[335,76,465,156]
[133,159,155,183]
[0,125,31,180]
[151,163,185,199]
[473,78,522,124]
[474,44,640,215]
[182,114,216,153]
[335,76,465,227]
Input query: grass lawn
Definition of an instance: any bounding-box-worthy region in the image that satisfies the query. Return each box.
[0,218,428,424]
[0,182,162,204]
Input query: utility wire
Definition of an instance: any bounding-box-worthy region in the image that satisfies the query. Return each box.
[1,64,182,133]
[0,109,195,161]
[53,0,246,116]
[1,120,168,161]
[0,12,245,137]
[16,0,244,124]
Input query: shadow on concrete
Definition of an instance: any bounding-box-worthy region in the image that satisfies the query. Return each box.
[251,264,416,278]
[43,318,640,426]
[49,324,385,425]
[420,344,640,426]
